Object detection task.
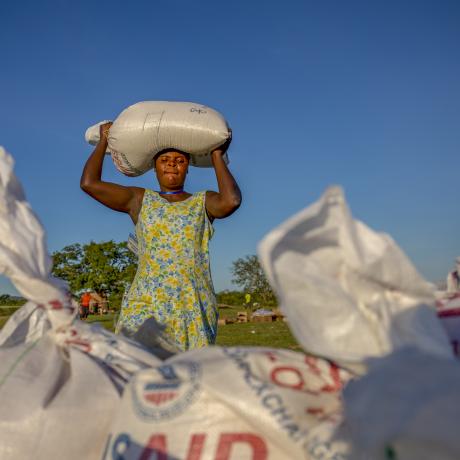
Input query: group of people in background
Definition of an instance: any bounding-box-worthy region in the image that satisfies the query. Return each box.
[79,290,109,319]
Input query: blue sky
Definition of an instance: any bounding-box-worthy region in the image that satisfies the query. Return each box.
[0,0,459,295]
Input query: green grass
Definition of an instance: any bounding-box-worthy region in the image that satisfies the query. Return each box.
[86,313,119,331]
[1,308,302,350]
[216,321,301,350]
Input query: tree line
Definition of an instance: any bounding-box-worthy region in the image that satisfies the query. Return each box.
[49,241,276,309]
[0,295,26,307]
[51,241,136,308]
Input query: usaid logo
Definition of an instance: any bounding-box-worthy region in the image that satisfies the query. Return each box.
[131,361,201,421]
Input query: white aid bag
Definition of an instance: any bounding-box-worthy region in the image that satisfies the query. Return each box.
[104,347,353,460]
[258,186,459,460]
[341,347,460,460]
[258,186,451,368]
[85,101,231,176]
[0,146,164,460]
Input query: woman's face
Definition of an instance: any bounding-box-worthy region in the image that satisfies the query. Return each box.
[154,151,189,189]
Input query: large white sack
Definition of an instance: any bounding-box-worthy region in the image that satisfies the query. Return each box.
[85,101,230,176]
[0,146,164,460]
[340,347,460,460]
[104,347,353,460]
[0,147,71,329]
[0,309,164,460]
[258,186,451,367]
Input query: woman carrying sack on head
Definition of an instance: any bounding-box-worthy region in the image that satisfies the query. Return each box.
[80,123,241,351]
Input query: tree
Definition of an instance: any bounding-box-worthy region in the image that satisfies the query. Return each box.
[52,241,137,306]
[0,294,26,306]
[231,255,277,306]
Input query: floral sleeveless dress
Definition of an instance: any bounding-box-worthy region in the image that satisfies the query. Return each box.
[115,190,218,350]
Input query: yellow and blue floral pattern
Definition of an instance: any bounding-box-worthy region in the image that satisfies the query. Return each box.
[115,190,217,350]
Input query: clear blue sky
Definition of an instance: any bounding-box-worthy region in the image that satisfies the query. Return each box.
[1,0,459,295]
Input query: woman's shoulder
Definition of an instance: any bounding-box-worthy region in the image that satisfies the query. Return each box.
[181,191,208,209]
[197,190,214,203]
[143,188,160,199]
[184,190,208,200]
[139,189,162,208]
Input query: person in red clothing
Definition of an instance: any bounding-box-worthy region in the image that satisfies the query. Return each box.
[80,290,91,319]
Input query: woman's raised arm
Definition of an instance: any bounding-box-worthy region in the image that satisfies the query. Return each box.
[205,134,242,219]
[80,122,144,224]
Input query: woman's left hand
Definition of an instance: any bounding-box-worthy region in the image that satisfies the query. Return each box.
[211,129,232,157]
[206,128,241,219]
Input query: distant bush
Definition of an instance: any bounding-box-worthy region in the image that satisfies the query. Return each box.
[0,306,20,316]
[0,294,26,307]
[216,290,246,306]
[108,292,124,311]
[216,289,278,307]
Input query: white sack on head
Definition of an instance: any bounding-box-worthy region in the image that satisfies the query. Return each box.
[258,186,451,365]
[85,101,230,176]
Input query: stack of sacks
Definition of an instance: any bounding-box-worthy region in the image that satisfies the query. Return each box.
[0,150,350,460]
[2,142,459,459]
[85,101,231,176]
[0,147,351,459]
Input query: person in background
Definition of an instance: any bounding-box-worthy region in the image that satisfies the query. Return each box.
[100,292,109,315]
[80,290,91,320]
[89,293,97,315]
[80,122,241,350]
[446,257,460,294]
[245,292,251,308]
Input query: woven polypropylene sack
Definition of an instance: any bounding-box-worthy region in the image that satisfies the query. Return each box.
[103,347,353,460]
[85,101,230,176]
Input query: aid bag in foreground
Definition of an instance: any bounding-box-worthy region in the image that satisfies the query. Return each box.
[341,347,460,460]
[258,185,460,460]
[2,142,459,460]
[258,186,451,367]
[0,146,164,460]
[0,146,351,460]
[85,101,230,176]
[103,347,353,460]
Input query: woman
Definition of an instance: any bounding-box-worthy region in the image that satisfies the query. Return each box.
[81,122,241,350]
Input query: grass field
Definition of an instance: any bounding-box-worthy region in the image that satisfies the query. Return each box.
[0,316,9,329]
[0,305,302,350]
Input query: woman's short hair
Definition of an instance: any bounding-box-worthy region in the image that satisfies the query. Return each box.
[153,149,190,168]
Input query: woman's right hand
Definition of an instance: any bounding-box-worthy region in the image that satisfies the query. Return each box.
[99,122,113,143]
[82,119,144,225]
